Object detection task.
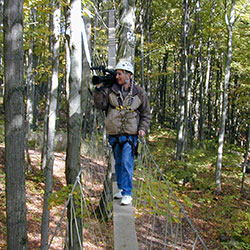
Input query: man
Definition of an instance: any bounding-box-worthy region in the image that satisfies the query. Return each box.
[93,60,151,205]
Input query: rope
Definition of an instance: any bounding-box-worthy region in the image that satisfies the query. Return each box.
[48,125,113,249]
[47,132,208,249]
[132,138,208,250]
[46,4,209,248]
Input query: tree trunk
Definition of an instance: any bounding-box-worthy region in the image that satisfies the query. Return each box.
[229,75,238,143]
[160,53,168,125]
[64,3,70,102]
[40,2,61,249]
[108,9,116,68]
[4,0,28,249]
[215,52,223,131]
[41,7,53,170]
[65,0,83,249]
[198,38,205,148]
[205,36,211,97]
[206,11,215,140]
[25,8,38,171]
[188,36,196,148]
[81,15,91,137]
[145,0,151,98]
[176,0,190,160]
[117,0,136,63]
[26,48,35,132]
[26,7,37,132]
[207,75,213,138]
[241,124,250,194]
[216,0,235,192]
[0,0,3,97]
[140,3,145,88]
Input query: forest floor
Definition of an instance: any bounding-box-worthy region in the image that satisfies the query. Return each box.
[0,129,250,249]
[0,143,114,250]
[0,146,68,249]
[148,129,250,250]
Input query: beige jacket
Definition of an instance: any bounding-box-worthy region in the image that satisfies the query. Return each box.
[93,83,151,135]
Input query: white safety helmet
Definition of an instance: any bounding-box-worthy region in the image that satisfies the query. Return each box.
[115,60,134,75]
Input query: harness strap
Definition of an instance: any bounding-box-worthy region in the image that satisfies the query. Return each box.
[111,135,137,155]
[109,104,135,112]
[116,106,134,112]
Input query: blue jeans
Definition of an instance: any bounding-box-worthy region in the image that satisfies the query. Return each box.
[108,135,138,196]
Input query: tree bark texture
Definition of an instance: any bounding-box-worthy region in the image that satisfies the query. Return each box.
[0,0,3,96]
[117,0,136,63]
[65,0,83,249]
[108,9,116,68]
[40,2,61,249]
[140,4,145,89]
[145,0,151,98]
[176,0,190,160]
[41,8,54,171]
[241,124,250,194]
[216,0,235,192]
[81,15,91,137]
[3,0,27,249]
[26,8,37,133]
[198,38,205,147]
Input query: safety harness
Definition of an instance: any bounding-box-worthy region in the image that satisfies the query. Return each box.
[110,135,138,156]
[109,78,139,156]
[115,105,134,112]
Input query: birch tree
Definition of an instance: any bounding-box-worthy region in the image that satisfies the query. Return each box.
[139,0,145,89]
[4,0,27,249]
[117,0,136,63]
[65,0,83,248]
[26,7,37,133]
[216,0,235,192]
[40,1,61,249]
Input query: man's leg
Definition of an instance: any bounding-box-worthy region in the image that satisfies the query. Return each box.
[108,136,123,190]
[120,135,137,196]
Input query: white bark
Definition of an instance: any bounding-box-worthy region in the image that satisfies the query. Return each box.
[40,2,61,249]
[216,0,235,192]
[117,0,136,63]
[140,5,145,88]
[65,0,83,248]
[108,9,116,68]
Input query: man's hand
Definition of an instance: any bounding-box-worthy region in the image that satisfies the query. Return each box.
[96,83,103,89]
[138,130,145,137]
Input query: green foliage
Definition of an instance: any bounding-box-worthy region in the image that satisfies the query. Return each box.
[148,129,250,248]
[48,185,73,209]
[48,185,93,220]
[134,0,250,149]
[134,175,184,224]
[26,169,45,185]
[2,0,249,246]
[134,154,193,225]
[214,195,250,249]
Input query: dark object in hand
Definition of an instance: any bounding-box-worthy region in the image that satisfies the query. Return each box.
[91,66,117,88]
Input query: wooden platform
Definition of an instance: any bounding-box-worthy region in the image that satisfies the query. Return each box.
[111,154,139,250]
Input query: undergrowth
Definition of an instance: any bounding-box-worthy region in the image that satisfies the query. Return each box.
[0,120,249,249]
[148,128,250,250]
